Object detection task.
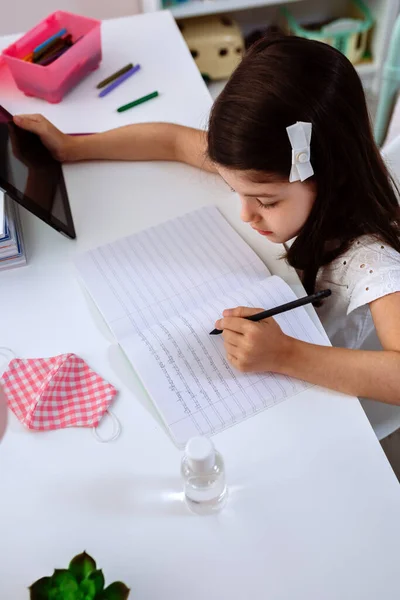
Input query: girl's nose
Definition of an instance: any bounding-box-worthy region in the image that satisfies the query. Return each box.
[240,198,261,223]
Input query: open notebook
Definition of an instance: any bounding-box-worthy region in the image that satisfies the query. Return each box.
[76,206,328,446]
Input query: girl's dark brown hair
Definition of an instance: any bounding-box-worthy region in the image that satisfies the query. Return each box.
[208,35,400,294]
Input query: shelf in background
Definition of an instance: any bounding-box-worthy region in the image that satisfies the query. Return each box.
[167,0,300,19]
[139,0,395,94]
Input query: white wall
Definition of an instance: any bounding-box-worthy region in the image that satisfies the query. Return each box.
[1,0,141,35]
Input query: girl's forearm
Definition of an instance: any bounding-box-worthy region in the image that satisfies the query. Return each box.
[279,340,400,404]
[65,122,217,172]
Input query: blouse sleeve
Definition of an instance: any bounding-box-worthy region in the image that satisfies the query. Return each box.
[345,240,400,314]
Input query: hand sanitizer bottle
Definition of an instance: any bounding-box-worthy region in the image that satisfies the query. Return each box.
[181,436,227,515]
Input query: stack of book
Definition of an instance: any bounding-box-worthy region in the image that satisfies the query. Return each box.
[0,192,26,271]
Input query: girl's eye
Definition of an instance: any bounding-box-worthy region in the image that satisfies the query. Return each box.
[257,199,278,209]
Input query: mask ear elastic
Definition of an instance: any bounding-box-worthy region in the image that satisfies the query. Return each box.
[0,347,16,377]
[92,410,121,443]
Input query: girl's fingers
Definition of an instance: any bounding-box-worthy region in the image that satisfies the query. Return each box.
[223,306,264,318]
[14,114,47,135]
[221,329,241,345]
[227,353,238,366]
[224,341,239,355]
[215,316,249,334]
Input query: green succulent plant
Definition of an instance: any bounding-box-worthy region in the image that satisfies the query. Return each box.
[29,552,130,600]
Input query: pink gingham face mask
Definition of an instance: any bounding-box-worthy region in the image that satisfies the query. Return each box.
[0,353,120,442]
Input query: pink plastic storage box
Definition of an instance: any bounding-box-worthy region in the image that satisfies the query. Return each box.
[2,11,101,103]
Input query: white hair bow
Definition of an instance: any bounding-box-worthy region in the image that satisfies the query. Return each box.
[286,121,314,183]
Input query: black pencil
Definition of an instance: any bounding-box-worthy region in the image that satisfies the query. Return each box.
[210,288,331,335]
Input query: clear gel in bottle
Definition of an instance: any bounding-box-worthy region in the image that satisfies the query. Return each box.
[181,436,227,515]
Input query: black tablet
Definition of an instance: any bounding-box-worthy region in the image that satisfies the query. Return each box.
[0,105,76,239]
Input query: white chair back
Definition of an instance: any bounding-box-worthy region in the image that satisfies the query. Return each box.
[360,135,400,440]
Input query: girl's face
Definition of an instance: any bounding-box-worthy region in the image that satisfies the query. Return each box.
[217,166,317,243]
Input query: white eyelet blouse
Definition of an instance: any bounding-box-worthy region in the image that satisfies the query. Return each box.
[315,236,400,349]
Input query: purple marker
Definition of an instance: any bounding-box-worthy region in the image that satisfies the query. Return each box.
[98,64,141,98]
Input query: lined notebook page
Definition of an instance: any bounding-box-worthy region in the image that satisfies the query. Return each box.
[76,206,271,339]
[120,276,329,447]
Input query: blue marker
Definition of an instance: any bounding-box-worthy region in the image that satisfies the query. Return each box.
[33,28,67,54]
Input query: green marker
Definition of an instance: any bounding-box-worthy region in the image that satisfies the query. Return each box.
[117,91,159,113]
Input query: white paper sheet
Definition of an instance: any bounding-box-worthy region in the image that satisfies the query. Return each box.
[76,206,327,446]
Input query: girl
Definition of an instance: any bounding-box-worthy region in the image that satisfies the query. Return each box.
[14,35,400,405]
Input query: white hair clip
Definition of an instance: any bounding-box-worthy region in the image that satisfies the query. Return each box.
[286,121,314,183]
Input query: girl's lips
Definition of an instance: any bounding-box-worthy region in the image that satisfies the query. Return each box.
[253,228,273,236]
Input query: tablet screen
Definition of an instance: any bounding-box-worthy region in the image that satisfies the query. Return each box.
[0,106,76,239]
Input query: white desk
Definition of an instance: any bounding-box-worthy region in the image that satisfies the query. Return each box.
[1,12,400,600]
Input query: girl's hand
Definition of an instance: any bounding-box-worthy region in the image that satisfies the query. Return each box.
[215,307,292,373]
[13,114,73,162]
